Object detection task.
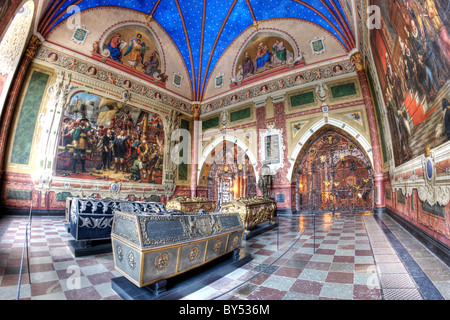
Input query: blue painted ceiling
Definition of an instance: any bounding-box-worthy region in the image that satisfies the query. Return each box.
[40,0,354,100]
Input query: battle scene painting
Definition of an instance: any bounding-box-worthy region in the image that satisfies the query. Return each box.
[56,92,165,184]
[370,0,450,167]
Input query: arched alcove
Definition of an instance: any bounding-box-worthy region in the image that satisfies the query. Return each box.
[293,126,374,213]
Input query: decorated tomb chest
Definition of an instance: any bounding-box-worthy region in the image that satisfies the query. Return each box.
[111,211,244,287]
[69,197,166,241]
[220,196,276,231]
[166,196,216,213]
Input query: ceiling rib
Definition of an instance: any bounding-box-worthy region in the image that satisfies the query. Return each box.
[196,0,208,101]
[293,0,351,50]
[199,0,239,100]
[174,0,197,99]
[318,0,353,48]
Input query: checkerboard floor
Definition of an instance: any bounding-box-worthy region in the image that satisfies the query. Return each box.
[0,212,449,300]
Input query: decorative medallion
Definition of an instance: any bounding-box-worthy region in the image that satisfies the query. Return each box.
[116,244,123,262]
[194,217,213,236]
[111,183,119,192]
[232,235,240,248]
[292,121,308,139]
[213,240,222,253]
[426,159,433,180]
[215,74,224,88]
[345,112,363,126]
[127,251,136,270]
[71,25,91,45]
[173,73,183,88]
[188,246,200,261]
[310,36,325,55]
[155,252,170,271]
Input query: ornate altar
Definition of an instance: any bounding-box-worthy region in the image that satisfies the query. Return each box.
[166,196,216,213]
[220,196,276,232]
[69,197,166,242]
[111,211,245,288]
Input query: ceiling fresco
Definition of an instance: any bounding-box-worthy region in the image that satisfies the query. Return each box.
[38,0,355,101]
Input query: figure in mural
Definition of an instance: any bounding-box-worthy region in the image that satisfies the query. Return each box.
[443,98,450,138]
[371,0,450,166]
[113,130,129,173]
[126,38,146,69]
[60,117,73,148]
[130,155,143,181]
[71,118,92,174]
[101,128,113,170]
[124,33,146,61]
[242,51,254,78]
[256,43,271,70]
[107,33,125,63]
[421,0,450,64]
[272,39,287,65]
[144,51,160,76]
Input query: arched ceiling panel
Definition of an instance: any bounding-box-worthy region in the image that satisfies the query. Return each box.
[39,0,355,101]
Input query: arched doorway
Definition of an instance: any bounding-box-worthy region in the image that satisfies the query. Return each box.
[294,127,374,213]
[201,140,257,209]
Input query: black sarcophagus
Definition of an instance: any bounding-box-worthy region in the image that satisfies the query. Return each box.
[69,197,166,241]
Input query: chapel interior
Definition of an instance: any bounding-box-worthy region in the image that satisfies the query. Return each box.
[0,0,449,301]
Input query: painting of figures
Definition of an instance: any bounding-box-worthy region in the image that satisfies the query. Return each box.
[103,28,162,78]
[234,36,298,81]
[56,92,165,184]
[370,0,449,167]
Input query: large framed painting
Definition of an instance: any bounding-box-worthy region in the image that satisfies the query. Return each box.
[370,0,449,167]
[56,92,165,184]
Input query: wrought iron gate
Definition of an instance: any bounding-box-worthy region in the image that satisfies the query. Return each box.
[295,129,374,213]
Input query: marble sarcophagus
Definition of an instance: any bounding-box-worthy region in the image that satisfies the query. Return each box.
[69,197,167,242]
[220,196,276,232]
[111,211,245,288]
[166,196,216,213]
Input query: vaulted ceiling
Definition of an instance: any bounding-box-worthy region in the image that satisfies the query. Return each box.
[38,0,355,101]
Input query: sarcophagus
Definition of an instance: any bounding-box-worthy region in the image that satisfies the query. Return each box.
[111,211,245,288]
[69,197,166,241]
[166,196,216,213]
[220,196,276,231]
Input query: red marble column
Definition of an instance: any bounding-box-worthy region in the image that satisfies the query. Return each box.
[272,100,294,213]
[255,105,266,197]
[0,35,41,178]
[190,105,200,198]
[352,53,385,210]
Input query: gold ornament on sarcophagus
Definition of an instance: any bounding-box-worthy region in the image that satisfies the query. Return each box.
[166,196,216,213]
[220,196,276,232]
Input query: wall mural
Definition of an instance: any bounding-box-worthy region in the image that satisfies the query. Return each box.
[102,28,162,78]
[370,0,449,167]
[234,35,299,81]
[56,92,165,184]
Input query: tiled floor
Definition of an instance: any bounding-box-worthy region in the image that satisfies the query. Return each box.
[0,212,449,300]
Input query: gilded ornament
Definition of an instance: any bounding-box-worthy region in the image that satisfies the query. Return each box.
[155,252,170,271]
[128,251,136,270]
[188,246,200,261]
[213,240,222,253]
[232,235,239,248]
[117,244,123,262]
